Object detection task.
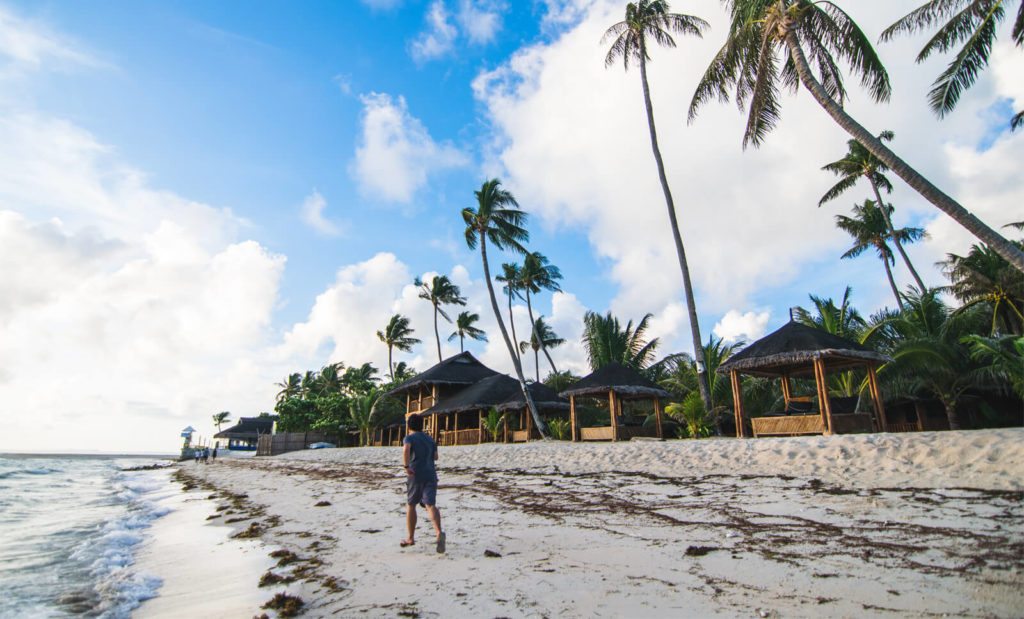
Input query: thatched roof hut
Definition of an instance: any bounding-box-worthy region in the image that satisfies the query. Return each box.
[559,362,668,441]
[717,321,891,437]
[214,416,277,450]
[387,351,498,396]
[426,374,567,416]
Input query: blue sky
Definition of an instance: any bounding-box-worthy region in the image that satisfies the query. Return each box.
[1,0,1021,452]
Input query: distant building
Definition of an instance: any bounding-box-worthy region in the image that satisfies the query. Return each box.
[214,416,277,450]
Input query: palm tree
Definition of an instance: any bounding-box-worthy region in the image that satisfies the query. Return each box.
[348,390,404,446]
[836,200,926,310]
[275,373,302,403]
[392,362,417,384]
[448,311,487,352]
[341,363,380,397]
[603,0,714,412]
[463,179,549,438]
[519,317,566,382]
[881,0,1024,131]
[688,0,1024,272]
[212,411,231,433]
[518,252,564,376]
[496,263,523,362]
[581,310,659,371]
[792,287,866,341]
[377,314,421,381]
[312,363,344,396]
[416,275,467,362]
[300,370,318,399]
[819,131,927,290]
[963,333,1024,398]
[939,242,1024,335]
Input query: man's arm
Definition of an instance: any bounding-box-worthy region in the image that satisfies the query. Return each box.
[403,442,413,475]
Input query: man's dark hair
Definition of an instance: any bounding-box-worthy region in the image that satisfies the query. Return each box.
[407,414,424,432]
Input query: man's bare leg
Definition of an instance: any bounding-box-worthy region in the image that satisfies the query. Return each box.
[403,504,417,545]
[424,505,442,538]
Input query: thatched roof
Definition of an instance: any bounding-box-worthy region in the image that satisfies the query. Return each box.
[424,374,568,416]
[559,362,670,399]
[214,416,276,439]
[387,351,499,396]
[716,321,892,377]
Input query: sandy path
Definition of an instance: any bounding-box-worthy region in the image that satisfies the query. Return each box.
[178,430,1024,617]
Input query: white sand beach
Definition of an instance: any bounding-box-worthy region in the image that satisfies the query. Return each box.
[175,428,1024,617]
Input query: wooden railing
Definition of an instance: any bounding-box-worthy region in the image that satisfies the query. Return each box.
[436,428,482,446]
[408,397,435,413]
[887,422,919,433]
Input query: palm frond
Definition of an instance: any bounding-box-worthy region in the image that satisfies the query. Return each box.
[926,2,1003,115]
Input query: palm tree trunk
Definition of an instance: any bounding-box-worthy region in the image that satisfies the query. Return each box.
[943,400,960,431]
[433,304,442,362]
[460,333,465,352]
[388,344,394,382]
[783,29,1024,273]
[525,290,558,376]
[507,291,520,363]
[638,49,714,413]
[869,178,927,291]
[480,234,549,439]
[882,254,905,311]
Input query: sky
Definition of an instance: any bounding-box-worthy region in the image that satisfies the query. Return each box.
[1,0,1020,454]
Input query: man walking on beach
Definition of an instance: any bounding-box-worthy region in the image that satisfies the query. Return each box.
[400,414,445,553]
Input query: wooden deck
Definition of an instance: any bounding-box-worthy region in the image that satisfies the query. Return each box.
[577,425,659,441]
[752,413,874,437]
[436,428,482,446]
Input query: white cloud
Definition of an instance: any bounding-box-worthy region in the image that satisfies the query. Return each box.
[409,1,458,62]
[457,0,504,45]
[714,310,771,344]
[300,189,343,237]
[0,6,100,73]
[351,92,468,203]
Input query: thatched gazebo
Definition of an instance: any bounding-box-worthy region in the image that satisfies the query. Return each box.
[717,321,892,437]
[423,374,568,445]
[560,362,669,441]
[213,416,276,451]
[386,351,499,436]
[494,380,569,443]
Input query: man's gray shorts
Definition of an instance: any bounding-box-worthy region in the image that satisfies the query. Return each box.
[406,475,437,507]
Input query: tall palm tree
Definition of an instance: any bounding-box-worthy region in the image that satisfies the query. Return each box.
[836,200,926,310]
[581,310,660,371]
[688,0,1024,272]
[312,363,344,396]
[377,314,421,381]
[519,317,566,382]
[463,179,549,438]
[300,370,318,399]
[496,263,523,362]
[275,373,302,402]
[212,411,231,433]
[416,275,467,362]
[939,242,1024,335]
[881,0,1024,131]
[448,311,488,352]
[518,252,564,376]
[819,131,927,290]
[604,0,714,412]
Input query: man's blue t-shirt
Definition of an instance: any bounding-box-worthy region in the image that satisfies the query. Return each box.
[403,432,437,480]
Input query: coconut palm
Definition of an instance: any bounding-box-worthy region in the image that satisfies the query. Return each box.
[603,0,714,412]
[836,200,926,310]
[963,333,1024,398]
[880,0,1024,130]
[348,390,404,446]
[582,310,659,371]
[819,131,927,290]
[688,0,1024,272]
[518,252,564,376]
[300,370,318,399]
[377,314,421,381]
[496,263,523,362]
[275,373,302,402]
[463,179,549,438]
[212,411,231,433]
[312,363,344,396]
[792,287,866,341]
[416,275,467,362]
[448,311,488,352]
[939,242,1024,335]
[519,317,566,382]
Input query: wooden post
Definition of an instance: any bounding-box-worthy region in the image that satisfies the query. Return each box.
[406,392,411,415]
[814,359,834,435]
[730,370,746,438]
[570,395,579,442]
[654,397,663,439]
[867,366,888,431]
[781,374,792,407]
[503,415,509,443]
[609,390,619,441]
[913,401,925,432]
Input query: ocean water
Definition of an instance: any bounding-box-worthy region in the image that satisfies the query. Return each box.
[0,454,176,618]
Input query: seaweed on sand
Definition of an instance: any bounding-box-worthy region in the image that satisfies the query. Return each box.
[261,593,304,617]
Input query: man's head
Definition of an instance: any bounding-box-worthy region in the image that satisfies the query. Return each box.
[407,414,424,432]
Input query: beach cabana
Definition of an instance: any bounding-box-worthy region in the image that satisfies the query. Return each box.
[386,351,499,436]
[214,416,277,450]
[560,362,669,441]
[494,380,570,443]
[423,374,568,445]
[716,321,892,437]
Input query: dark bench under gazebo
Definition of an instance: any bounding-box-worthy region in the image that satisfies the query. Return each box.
[561,362,668,441]
[717,321,892,438]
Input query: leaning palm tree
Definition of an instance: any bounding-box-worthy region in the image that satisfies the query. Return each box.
[819,131,927,290]
[416,275,467,362]
[518,252,564,377]
[463,179,549,438]
[836,200,926,310]
[688,0,1024,272]
[582,310,660,371]
[604,0,714,412]
[377,314,421,381]
[939,242,1024,335]
[212,411,231,433]
[519,317,566,382]
[448,311,488,352]
[880,0,1024,131]
[496,263,523,362]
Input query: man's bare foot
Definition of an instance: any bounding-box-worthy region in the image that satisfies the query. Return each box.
[400,538,415,547]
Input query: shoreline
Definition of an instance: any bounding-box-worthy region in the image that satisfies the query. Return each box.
[176,428,1024,617]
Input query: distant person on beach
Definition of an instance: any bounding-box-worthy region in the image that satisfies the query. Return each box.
[194,449,200,464]
[400,415,445,553]
[202,448,209,464]
[211,446,217,462]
